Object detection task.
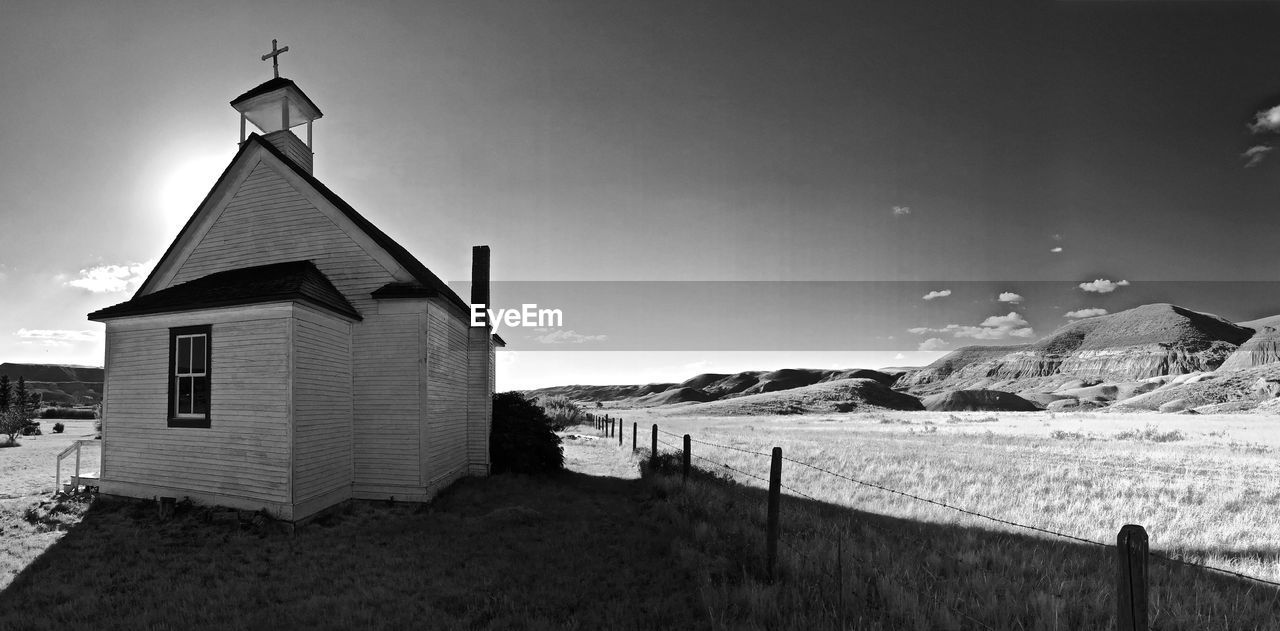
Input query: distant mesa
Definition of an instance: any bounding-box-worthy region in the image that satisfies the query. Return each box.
[0,363,103,406]
[526,368,910,412]
[526,302,1280,416]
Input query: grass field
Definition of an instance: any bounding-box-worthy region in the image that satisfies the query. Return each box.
[3,410,1278,629]
[602,408,1280,629]
[0,440,703,630]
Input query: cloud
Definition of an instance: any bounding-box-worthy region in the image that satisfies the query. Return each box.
[918,338,949,352]
[1065,308,1108,319]
[997,292,1023,304]
[532,330,608,344]
[15,328,102,347]
[66,260,156,293]
[893,352,906,360]
[908,312,1034,341]
[892,206,911,216]
[922,289,951,301]
[1050,247,1063,253]
[1079,278,1130,294]
[1250,105,1280,134]
[1244,145,1273,168]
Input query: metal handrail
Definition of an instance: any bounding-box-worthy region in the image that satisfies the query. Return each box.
[55,439,99,494]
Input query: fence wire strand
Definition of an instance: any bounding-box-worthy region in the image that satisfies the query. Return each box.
[654,426,1280,590]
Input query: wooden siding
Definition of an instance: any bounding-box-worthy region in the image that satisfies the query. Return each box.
[424,304,470,483]
[292,305,353,503]
[263,130,312,173]
[102,312,291,503]
[353,313,421,486]
[166,159,393,319]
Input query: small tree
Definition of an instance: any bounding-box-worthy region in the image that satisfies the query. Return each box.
[13,377,39,435]
[0,409,23,446]
[0,374,10,412]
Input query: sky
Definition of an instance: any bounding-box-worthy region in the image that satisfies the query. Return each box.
[3,0,1280,389]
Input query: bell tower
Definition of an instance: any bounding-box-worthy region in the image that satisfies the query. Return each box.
[230,39,323,174]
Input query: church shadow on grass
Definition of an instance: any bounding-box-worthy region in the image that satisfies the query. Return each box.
[0,472,705,631]
[3,464,1280,630]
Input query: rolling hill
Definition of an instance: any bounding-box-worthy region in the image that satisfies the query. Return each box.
[0,363,103,406]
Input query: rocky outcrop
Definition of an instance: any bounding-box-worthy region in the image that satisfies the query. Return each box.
[921,390,1040,412]
[897,346,1027,388]
[901,304,1251,393]
[1220,326,1280,371]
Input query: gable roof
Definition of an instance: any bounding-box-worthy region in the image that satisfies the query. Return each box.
[133,133,471,313]
[89,260,361,321]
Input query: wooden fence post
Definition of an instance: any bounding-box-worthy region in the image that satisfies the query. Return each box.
[1117,524,1149,631]
[632,422,637,453]
[618,419,623,446]
[682,434,691,483]
[651,424,658,467]
[767,446,781,582]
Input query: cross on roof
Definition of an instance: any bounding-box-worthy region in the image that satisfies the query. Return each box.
[261,39,289,79]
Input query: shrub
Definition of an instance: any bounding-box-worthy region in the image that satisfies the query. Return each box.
[491,392,564,474]
[536,395,584,431]
[40,408,97,420]
[0,409,24,446]
[1115,424,1185,443]
[53,422,65,434]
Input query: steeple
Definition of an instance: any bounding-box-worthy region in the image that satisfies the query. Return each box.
[230,40,323,173]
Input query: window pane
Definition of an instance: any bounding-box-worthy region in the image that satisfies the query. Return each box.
[191,335,206,375]
[193,376,210,415]
[177,337,191,374]
[177,376,193,415]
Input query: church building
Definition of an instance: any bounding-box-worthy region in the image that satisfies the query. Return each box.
[88,43,501,521]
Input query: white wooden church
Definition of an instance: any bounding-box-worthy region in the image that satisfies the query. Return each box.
[89,44,501,521]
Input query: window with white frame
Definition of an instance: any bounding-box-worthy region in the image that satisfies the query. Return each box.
[168,325,211,427]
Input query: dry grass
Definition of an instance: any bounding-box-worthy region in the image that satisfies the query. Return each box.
[0,446,705,630]
[607,409,1280,628]
[0,419,99,499]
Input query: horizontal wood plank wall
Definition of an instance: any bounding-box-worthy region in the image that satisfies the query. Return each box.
[424,304,469,484]
[353,313,421,487]
[263,130,312,173]
[167,160,392,319]
[292,305,353,503]
[103,315,290,503]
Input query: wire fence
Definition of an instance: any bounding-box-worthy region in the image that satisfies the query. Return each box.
[605,419,1280,627]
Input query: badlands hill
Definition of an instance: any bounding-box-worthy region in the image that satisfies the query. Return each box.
[899,303,1280,413]
[529,303,1280,415]
[0,363,103,406]
[526,368,915,413]
[901,304,1251,393]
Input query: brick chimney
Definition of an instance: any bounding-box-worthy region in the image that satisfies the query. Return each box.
[471,245,490,328]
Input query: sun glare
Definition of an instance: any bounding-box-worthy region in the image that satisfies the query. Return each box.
[157,153,233,237]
